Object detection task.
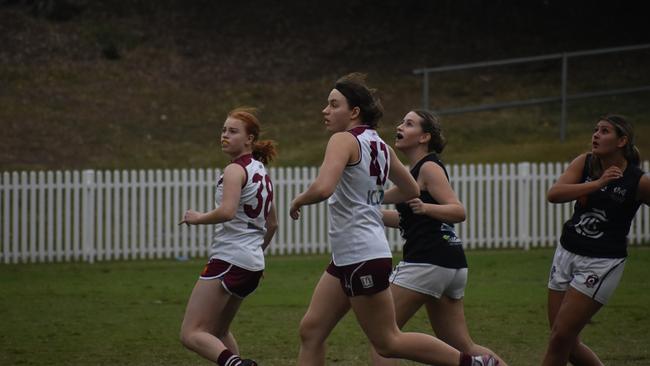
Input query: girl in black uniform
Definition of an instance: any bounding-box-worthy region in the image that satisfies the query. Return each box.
[543,114,650,366]
[371,110,505,366]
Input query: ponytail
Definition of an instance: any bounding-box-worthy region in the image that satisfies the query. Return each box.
[253,140,277,165]
[627,144,641,168]
[602,114,640,167]
[228,107,278,165]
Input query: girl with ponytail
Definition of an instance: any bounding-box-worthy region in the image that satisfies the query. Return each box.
[178,107,277,366]
[290,74,499,366]
[372,110,506,366]
[543,114,650,365]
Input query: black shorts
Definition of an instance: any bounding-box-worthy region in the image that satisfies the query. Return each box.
[200,258,263,298]
[326,258,392,297]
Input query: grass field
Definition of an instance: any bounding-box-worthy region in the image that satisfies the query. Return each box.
[2,246,649,365]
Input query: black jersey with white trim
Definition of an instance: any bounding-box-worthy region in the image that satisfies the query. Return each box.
[396,153,467,268]
[560,153,644,258]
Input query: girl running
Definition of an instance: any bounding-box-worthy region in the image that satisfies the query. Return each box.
[542,114,650,365]
[290,73,499,366]
[371,110,506,366]
[179,107,278,366]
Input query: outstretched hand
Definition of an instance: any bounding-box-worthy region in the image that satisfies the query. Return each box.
[179,209,202,226]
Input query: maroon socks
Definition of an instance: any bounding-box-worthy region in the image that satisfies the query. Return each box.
[217,349,242,366]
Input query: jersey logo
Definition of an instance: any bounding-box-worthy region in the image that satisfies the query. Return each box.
[366,188,384,205]
[441,223,462,245]
[360,275,374,289]
[585,274,599,288]
[610,186,627,203]
[574,208,607,239]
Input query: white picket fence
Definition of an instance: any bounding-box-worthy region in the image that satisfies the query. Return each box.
[1,161,649,263]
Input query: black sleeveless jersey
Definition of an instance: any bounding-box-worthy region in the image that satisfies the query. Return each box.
[396,153,468,268]
[560,154,644,258]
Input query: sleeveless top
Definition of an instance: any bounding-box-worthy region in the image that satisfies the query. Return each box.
[560,153,644,258]
[328,125,393,266]
[210,154,273,271]
[396,153,467,268]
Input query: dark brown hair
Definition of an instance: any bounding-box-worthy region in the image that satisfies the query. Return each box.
[413,109,446,154]
[334,72,384,128]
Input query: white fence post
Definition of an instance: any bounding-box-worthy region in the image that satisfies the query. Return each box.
[82,170,96,263]
[1,172,9,263]
[517,162,531,250]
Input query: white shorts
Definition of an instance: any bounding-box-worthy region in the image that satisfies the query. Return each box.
[389,261,468,299]
[548,244,626,305]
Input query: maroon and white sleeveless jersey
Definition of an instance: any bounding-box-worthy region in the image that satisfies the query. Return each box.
[328,125,392,265]
[210,154,273,271]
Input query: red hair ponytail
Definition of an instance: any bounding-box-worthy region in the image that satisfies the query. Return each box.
[228,107,278,165]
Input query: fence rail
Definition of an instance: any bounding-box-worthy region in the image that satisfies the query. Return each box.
[414,43,650,141]
[1,162,649,263]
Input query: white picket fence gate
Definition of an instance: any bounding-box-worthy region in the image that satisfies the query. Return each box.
[1,161,649,263]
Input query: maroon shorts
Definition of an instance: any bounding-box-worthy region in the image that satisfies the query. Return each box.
[326,258,392,297]
[199,258,263,298]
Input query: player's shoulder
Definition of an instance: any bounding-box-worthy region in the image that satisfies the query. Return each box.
[571,153,589,165]
[420,160,448,182]
[561,153,589,173]
[421,159,445,174]
[223,161,248,184]
[329,131,359,147]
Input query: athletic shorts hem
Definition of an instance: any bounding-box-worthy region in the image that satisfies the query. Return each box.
[570,283,607,305]
[326,258,392,297]
[547,282,569,292]
[198,277,246,299]
[198,258,263,298]
[390,280,444,299]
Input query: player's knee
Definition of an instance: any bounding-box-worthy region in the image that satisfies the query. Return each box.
[298,314,322,343]
[447,337,474,353]
[372,336,400,358]
[548,325,575,348]
[179,329,195,350]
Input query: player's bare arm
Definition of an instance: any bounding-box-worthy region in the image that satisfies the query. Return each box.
[637,174,650,205]
[180,163,245,225]
[383,146,418,204]
[290,132,354,219]
[547,153,621,203]
[381,209,400,228]
[410,161,465,223]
